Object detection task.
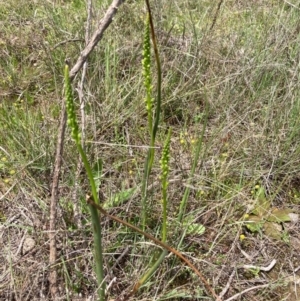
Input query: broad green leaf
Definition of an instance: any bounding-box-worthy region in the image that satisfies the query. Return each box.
[267,208,294,223]
[183,215,205,235]
[185,223,205,235]
[263,221,282,240]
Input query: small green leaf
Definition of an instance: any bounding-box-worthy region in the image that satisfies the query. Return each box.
[92,158,103,176]
[103,187,136,209]
[281,230,290,244]
[186,223,205,235]
[252,187,270,217]
[0,211,6,223]
[182,215,205,235]
[245,215,264,233]
[249,267,260,276]
[159,287,203,300]
[267,208,293,223]
[92,158,103,192]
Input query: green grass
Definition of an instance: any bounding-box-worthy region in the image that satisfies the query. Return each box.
[1,0,300,300]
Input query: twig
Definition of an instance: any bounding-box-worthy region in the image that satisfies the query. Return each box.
[109,246,130,273]
[104,246,130,294]
[242,259,277,272]
[86,195,222,301]
[15,230,27,257]
[295,265,300,273]
[48,103,67,299]
[209,0,224,31]
[87,140,160,149]
[239,248,253,261]
[48,0,125,298]
[0,181,16,200]
[223,283,270,301]
[218,269,235,299]
[283,0,300,10]
[106,277,117,294]
[0,146,10,156]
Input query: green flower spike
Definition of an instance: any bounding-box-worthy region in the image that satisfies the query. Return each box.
[64,64,80,144]
[64,64,105,300]
[142,15,154,131]
[160,129,171,243]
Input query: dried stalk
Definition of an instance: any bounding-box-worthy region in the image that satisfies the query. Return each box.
[49,104,67,298]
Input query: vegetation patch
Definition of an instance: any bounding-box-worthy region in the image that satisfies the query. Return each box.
[1,0,300,300]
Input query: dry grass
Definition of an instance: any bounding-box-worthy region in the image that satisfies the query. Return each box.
[1,0,300,300]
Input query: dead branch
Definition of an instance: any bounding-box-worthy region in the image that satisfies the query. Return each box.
[224,284,270,301]
[70,0,125,81]
[49,106,67,298]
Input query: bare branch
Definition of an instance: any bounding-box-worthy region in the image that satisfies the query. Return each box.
[49,106,67,299]
[70,0,125,80]
[224,284,270,301]
[242,259,277,272]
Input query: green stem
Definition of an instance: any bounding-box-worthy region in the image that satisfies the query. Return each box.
[178,101,209,223]
[141,149,152,230]
[77,143,105,300]
[138,0,167,292]
[88,197,221,301]
[162,185,167,243]
[133,249,168,291]
[65,61,105,300]
[161,128,171,242]
[141,0,162,230]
